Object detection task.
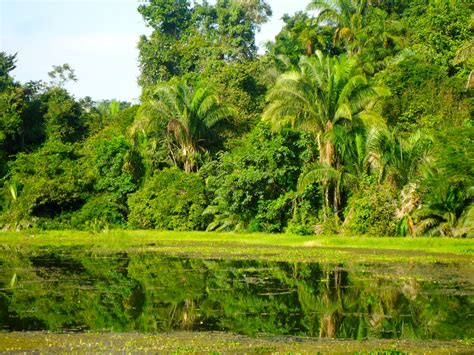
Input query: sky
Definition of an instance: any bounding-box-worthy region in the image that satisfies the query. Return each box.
[1,0,310,102]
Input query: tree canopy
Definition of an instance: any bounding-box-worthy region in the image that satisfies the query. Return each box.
[0,0,472,237]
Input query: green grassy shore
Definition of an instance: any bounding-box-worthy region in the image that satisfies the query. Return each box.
[1,331,472,353]
[0,230,472,264]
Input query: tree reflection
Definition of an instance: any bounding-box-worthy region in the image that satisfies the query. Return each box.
[0,249,471,340]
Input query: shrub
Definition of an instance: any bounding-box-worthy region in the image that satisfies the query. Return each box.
[202,124,317,232]
[344,181,398,236]
[87,135,142,201]
[128,168,208,230]
[0,140,89,229]
[253,192,295,233]
[71,194,127,230]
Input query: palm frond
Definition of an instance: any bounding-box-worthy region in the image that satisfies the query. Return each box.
[298,163,340,192]
[136,80,236,172]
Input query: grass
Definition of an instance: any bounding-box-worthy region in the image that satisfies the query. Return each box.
[0,230,472,264]
[1,331,472,353]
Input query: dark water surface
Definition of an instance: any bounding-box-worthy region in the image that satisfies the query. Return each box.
[0,248,472,340]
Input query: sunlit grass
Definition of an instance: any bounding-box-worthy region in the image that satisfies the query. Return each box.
[1,331,472,353]
[0,230,472,264]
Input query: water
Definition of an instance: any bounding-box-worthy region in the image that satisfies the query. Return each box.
[0,248,473,340]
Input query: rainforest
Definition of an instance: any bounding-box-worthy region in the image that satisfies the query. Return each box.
[1,0,473,236]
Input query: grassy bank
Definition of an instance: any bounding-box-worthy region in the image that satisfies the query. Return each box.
[0,230,472,264]
[1,332,472,353]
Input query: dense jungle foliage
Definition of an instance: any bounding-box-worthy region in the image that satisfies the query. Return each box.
[0,0,473,237]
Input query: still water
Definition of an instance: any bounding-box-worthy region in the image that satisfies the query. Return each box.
[0,248,472,340]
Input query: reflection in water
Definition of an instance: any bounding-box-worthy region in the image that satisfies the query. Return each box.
[0,248,472,340]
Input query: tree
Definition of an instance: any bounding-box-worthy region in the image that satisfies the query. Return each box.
[364,127,433,235]
[307,0,367,56]
[412,127,473,237]
[137,0,193,84]
[375,51,470,132]
[0,52,17,91]
[133,81,235,173]
[137,0,271,86]
[0,52,24,178]
[403,0,471,73]
[366,128,433,188]
[202,124,316,232]
[72,135,143,229]
[0,140,89,229]
[214,0,271,60]
[43,87,85,143]
[263,51,387,219]
[266,12,339,65]
[48,64,77,88]
[453,38,474,89]
[138,0,191,36]
[307,0,402,70]
[0,52,16,76]
[127,168,208,230]
[413,180,472,237]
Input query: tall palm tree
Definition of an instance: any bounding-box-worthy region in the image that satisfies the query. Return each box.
[263,50,387,219]
[365,127,433,235]
[133,81,235,173]
[366,128,433,188]
[307,0,367,56]
[308,0,402,63]
[298,162,358,222]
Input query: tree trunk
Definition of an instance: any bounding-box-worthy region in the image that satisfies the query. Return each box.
[184,160,192,173]
[333,186,339,225]
[324,185,330,221]
[182,145,196,173]
[318,124,336,221]
[333,160,341,225]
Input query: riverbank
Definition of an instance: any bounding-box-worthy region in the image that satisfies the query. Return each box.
[1,332,472,353]
[0,230,472,264]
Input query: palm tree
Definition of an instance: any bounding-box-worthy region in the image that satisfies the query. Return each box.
[307,0,367,56]
[337,129,369,181]
[133,81,235,173]
[263,50,386,219]
[366,128,433,188]
[413,184,473,237]
[202,195,244,232]
[365,127,433,235]
[308,0,402,65]
[298,160,359,223]
[453,38,474,89]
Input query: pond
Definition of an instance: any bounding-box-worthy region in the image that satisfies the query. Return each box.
[0,247,473,340]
